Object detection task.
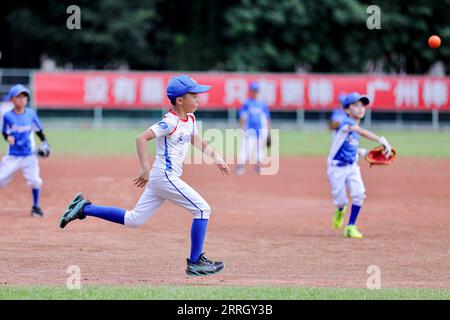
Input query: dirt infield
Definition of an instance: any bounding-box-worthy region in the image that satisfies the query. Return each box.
[0,156,449,289]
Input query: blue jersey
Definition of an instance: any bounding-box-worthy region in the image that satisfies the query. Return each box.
[239,98,270,131]
[2,108,43,157]
[328,117,360,165]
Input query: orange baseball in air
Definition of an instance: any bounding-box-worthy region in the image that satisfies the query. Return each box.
[428,35,441,49]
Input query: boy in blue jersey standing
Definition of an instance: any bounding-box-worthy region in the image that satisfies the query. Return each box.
[236,81,271,175]
[0,84,50,217]
[327,92,392,238]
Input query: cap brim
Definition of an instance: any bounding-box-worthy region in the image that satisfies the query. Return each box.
[188,84,211,94]
[11,89,30,98]
[359,96,370,106]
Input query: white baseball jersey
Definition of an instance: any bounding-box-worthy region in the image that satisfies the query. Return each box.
[149,111,198,177]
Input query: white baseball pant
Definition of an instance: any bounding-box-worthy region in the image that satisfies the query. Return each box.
[124,168,211,228]
[238,129,268,165]
[327,162,366,208]
[0,155,42,189]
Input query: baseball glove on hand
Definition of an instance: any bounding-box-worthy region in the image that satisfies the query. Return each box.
[365,146,397,167]
[36,141,51,158]
[266,134,272,148]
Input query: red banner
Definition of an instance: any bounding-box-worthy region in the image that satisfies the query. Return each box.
[33,71,450,110]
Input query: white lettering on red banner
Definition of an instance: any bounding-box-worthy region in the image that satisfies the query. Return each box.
[224,78,248,105]
[141,77,164,104]
[257,79,277,106]
[395,80,419,108]
[84,76,109,105]
[34,72,450,110]
[366,78,391,105]
[309,79,333,107]
[423,80,448,109]
[113,77,137,105]
[281,79,305,107]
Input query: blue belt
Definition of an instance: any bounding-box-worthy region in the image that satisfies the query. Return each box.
[336,161,353,167]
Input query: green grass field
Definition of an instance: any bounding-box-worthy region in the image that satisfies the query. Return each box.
[4,128,449,158]
[0,286,448,300]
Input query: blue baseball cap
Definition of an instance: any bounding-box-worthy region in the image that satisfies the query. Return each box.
[8,84,30,99]
[249,81,260,91]
[342,92,370,108]
[166,75,211,100]
[337,92,347,106]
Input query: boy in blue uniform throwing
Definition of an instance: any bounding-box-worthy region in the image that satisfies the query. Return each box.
[327,92,392,238]
[236,81,271,175]
[0,84,50,217]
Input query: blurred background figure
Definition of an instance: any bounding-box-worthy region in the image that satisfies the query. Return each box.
[329,92,348,134]
[0,84,50,217]
[0,93,14,133]
[236,81,271,175]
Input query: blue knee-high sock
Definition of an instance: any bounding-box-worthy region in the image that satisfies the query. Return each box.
[83,204,125,225]
[190,218,208,263]
[348,205,362,226]
[32,189,40,207]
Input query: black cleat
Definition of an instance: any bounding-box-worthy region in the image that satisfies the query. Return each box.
[59,193,91,229]
[186,253,224,276]
[31,206,44,218]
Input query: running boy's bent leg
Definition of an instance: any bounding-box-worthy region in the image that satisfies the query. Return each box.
[157,172,211,219]
[124,185,164,228]
[156,172,211,263]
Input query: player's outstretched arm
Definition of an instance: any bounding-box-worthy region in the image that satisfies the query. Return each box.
[191,134,231,176]
[133,129,156,188]
[350,125,392,158]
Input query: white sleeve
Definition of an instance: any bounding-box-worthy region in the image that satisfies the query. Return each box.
[149,117,178,137]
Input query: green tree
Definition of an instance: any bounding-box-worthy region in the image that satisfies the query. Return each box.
[1,0,449,73]
[223,0,450,73]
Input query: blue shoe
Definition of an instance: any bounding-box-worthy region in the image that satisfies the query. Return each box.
[59,193,90,229]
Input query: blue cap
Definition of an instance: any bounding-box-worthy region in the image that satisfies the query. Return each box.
[338,92,347,106]
[8,84,30,99]
[166,75,211,100]
[249,81,260,91]
[342,92,369,108]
